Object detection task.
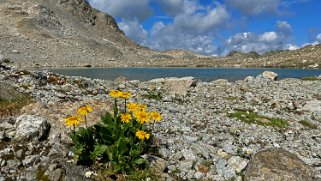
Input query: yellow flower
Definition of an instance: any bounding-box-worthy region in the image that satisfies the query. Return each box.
[120,91,131,99]
[109,90,122,98]
[150,112,162,122]
[137,104,147,111]
[120,113,132,123]
[127,102,138,112]
[134,111,150,124]
[64,116,82,127]
[77,105,93,116]
[135,130,150,141]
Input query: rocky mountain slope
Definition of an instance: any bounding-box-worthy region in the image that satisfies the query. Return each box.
[0,0,320,68]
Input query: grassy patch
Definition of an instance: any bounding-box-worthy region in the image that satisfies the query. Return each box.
[2,58,12,64]
[299,120,317,129]
[0,95,31,116]
[144,90,162,100]
[97,166,161,181]
[226,96,238,101]
[301,76,319,81]
[228,111,289,128]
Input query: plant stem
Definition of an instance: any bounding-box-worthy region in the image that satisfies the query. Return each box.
[85,115,88,128]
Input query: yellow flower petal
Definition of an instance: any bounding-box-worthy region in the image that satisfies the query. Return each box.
[120,113,132,123]
[127,102,138,112]
[77,105,93,116]
[64,116,82,127]
[120,91,131,99]
[150,112,162,122]
[134,111,150,124]
[135,130,150,141]
[109,90,121,98]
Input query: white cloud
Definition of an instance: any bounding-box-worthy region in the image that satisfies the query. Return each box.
[225,21,295,54]
[118,20,148,45]
[87,0,152,21]
[226,0,281,15]
[317,33,321,43]
[286,44,299,50]
[260,32,278,42]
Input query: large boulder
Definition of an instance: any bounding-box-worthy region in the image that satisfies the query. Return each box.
[262,71,278,80]
[14,115,51,142]
[163,77,197,96]
[0,81,24,102]
[244,148,316,181]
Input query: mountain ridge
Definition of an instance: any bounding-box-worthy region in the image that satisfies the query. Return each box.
[0,0,320,69]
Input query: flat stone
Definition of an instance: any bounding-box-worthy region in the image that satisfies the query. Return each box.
[14,115,51,142]
[262,71,278,80]
[182,149,197,161]
[244,148,316,181]
[227,156,249,173]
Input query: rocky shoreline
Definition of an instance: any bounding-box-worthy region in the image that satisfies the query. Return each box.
[1,64,321,180]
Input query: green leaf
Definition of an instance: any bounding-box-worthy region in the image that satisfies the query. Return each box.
[117,138,128,155]
[134,158,146,165]
[90,144,108,160]
[102,112,113,125]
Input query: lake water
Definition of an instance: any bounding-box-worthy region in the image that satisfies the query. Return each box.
[47,67,321,82]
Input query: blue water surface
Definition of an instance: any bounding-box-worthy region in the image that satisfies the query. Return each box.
[48,67,321,82]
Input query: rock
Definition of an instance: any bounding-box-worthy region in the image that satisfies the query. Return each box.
[262,71,278,80]
[163,77,197,96]
[146,155,168,173]
[182,149,197,161]
[14,115,51,142]
[244,148,316,181]
[22,155,40,167]
[178,160,194,172]
[0,81,26,102]
[48,168,63,181]
[114,76,128,82]
[302,100,321,112]
[194,171,204,180]
[227,156,249,173]
[6,159,21,168]
[215,158,236,180]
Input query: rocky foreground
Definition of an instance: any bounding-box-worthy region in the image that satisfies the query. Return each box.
[1,64,321,180]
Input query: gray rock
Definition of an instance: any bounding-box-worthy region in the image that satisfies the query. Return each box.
[178,160,194,172]
[182,149,197,161]
[227,156,249,173]
[14,115,51,142]
[262,71,278,80]
[22,155,40,167]
[162,77,196,96]
[244,148,316,181]
[194,171,204,180]
[6,159,21,168]
[48,168,63,181]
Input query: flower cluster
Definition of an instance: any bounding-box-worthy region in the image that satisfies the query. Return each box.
[109,90,132,99]
[64,105,93,128]
[109,90,163,141]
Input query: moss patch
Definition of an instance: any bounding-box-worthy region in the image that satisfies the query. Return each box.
[301,76,319,81]
[0,95,31,116]
[299,120,317,129]
[228,111,289,128]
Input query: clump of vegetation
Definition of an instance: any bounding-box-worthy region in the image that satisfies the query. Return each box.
[2,58,12,64]
[64,90,163,179]
[301,76,319,81]
[0,95,31,116]
[228,111,289,128]
[144,90,162,100]
[299,120,317,129]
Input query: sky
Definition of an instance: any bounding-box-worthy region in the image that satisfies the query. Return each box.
[87,0,321,56]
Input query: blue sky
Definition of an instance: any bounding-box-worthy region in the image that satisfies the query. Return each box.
[87,0,321,56]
